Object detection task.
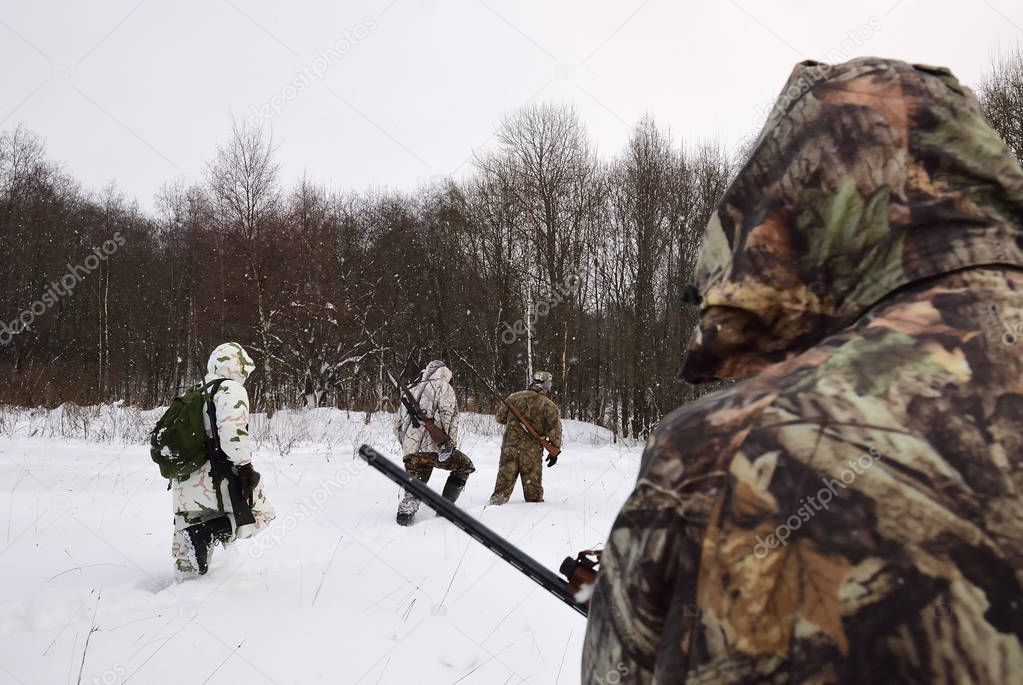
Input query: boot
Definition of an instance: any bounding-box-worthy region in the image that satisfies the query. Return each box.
[185,516,233,575]
[396,493,420,526]
[441,475,467,504]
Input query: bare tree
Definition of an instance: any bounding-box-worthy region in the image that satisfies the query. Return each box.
[607,116,684,437]
[206,121,281,407]
[490,103,601,393]
[979,47,1023,165]
[0,113,732,417]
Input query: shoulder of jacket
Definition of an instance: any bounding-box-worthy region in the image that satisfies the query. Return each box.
[639,378,772,483]
[216,378,244,391]
[214,379,248,401]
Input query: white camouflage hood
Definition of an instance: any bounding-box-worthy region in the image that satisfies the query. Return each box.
[421,362,452,385]
[205,342,255,384]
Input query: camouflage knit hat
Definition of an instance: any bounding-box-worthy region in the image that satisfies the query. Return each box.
[530,371,553,391]
[682,57,1023,383]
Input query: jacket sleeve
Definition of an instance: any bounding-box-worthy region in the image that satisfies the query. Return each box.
[582,492,689,683]
[582,427,706,682]
[495,398,509,425]
[213,380,252,465]
[544,399,563,448]
[435,382,459,445]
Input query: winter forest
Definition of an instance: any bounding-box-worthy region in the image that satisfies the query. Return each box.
[2,48,1021,438]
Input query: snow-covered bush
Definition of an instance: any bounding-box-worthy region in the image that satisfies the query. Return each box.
[0,403,622,450]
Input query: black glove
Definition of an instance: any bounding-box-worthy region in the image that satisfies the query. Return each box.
[438,442,454,463]
[546,453,558,467]
[235,462,261,507]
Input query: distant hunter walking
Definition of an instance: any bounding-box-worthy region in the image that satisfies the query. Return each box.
[489,371,562,505]
[150,342,275,577]
[394,360,476,526]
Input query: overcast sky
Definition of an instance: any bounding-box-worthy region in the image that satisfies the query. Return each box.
[2,0,1021,211]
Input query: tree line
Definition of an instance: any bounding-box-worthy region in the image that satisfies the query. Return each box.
[2,50,1021,438]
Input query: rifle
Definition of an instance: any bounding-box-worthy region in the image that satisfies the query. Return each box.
[357,444,594,616]
[387,366,453,449]
[451,351,561,458]
[366,329,452,451]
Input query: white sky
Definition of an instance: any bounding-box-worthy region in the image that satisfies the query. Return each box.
[2,0,1021,211]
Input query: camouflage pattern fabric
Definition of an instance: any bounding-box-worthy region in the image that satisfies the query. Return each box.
[490,389,562,503]
[491,443,545,503]
[394,363,460,455]
[583,57,1023,684]
[172,342,274,564]
[403,449,476,483]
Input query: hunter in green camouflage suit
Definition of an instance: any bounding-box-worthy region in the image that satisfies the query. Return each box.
[490,371,563,504]
[583,57,1023,683]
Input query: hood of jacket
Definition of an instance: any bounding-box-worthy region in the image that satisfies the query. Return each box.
[206,342,255,384]
[682,57,1023,383]
[421,363,452,387]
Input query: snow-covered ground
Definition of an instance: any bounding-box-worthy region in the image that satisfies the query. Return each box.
[0,406,642,684]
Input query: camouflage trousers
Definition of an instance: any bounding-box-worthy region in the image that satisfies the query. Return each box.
[403,450,476,484]
[490,445,543,504]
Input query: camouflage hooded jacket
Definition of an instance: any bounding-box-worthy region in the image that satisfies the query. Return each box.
[173,342,274,538]
[582,58,1023,684]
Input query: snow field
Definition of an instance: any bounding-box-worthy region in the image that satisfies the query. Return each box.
[0,406,642,684]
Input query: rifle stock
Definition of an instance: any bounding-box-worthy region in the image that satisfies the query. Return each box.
[364,327,452,450]
[391,372,452,449]
[503,400,561,457]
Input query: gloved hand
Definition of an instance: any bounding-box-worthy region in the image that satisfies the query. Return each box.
[438,442,454,463]
[546,453,558,467]
[235,462,261,507]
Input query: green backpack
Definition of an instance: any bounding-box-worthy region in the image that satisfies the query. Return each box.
[150,380,224,480]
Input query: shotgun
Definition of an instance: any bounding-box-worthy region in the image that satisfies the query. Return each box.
[357,444,593,616]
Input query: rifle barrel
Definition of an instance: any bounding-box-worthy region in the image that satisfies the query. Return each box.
[356,444,587,617]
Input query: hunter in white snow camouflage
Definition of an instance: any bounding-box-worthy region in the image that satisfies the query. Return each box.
[172,343,275,575]
[394,360,475,525]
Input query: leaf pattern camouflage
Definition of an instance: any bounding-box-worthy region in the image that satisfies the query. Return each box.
[490,389,562,503]
[403,449,476,483]
[582,57,1023,684]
